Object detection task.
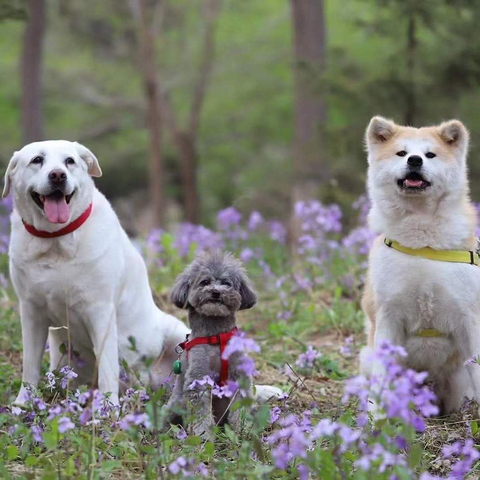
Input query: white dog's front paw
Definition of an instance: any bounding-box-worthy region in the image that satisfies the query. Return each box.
[255,385,284,403]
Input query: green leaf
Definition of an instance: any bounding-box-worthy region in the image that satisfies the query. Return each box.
[42,431,58,450]
[204,441,214,458]
[185,435,202,446]
[101,460,123,472]
[253,404,270,431]
[128,336,137,352]
[6,445,18,461]
[408,442,424,468]
[25,456,38,467]
[65,457,75,476]
[472,421,479,436]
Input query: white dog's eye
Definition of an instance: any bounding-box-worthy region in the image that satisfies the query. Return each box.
[425,152,436,158]
[30,156,44,165]
[65,157,76,166]
[396,151,407,157]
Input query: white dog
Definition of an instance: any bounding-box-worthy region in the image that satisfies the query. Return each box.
[4,140,281,406]
[361,117,480,413]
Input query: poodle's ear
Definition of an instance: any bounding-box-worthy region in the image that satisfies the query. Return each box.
[170,272,191,309]
[239,275,257,310]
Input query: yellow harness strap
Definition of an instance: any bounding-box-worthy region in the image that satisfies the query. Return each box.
[384,238,479,266]
[415,329,443,338]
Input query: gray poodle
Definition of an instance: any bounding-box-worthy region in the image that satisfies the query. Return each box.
[162,251,257,439]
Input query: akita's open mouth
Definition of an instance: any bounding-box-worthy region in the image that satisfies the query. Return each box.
[31,190,75,224]
[397,172,431,192]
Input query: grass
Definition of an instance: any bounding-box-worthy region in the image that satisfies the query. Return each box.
[0,207,478,478]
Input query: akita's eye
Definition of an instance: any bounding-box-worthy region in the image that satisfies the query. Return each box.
[396,151,407,157]
[425,152,436,158]
[30,156,44,165]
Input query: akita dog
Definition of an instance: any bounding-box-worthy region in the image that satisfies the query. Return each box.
[361,116,480,414]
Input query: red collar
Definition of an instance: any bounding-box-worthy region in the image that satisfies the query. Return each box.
[178,327,237,386]
[22,203,93,238]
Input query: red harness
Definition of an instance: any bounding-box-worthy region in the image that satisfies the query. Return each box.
[178,327,237,386]
[22,203,93,238]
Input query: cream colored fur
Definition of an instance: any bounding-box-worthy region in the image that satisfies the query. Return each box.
[361,117,480,413]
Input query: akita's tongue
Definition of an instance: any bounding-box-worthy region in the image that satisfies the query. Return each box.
[44,194,70,224]
[404,178,424,188]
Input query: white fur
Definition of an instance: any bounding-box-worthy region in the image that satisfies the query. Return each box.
[6,140,189,405]
[6,140,282,405]
[362,119,480,413]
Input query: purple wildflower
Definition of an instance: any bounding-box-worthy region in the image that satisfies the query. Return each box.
[217,207,242,230]
[295,345,321,369]
[442,439,480,478]
[247,211,263,230]
[30,425,43,442]
[59,365,78,389]
[222,331,260,360]
[119,412,151,430]
[188,375,215,390]
[58,416,75,433]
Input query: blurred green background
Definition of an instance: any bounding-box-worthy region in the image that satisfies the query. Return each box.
[2,0,480,232]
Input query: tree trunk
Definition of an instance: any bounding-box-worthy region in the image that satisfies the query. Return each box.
[160,0,221,224]
[132,0,165,227]
[177,132,199,224]
[290,0,327,245]
[405,13,416,126]
[21,0,46,144]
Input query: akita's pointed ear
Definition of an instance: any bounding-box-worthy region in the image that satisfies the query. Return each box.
[366,116,397,147]
[438,120,469,151]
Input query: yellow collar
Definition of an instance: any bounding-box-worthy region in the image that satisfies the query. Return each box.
[384,237,479,266]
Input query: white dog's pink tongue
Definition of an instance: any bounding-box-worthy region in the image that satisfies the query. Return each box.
[405,178,423,188]
[44,195,70,224]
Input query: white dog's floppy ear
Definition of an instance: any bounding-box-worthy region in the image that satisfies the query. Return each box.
[74,142,102,177]
[366,116,397,147]
[438,120,469,151]
[3,151,19,198]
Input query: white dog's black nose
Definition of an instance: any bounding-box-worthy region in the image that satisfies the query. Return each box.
[407,155,423,169]
[48,169,67,183]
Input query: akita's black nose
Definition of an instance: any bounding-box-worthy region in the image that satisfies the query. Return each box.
[407,155,423,169]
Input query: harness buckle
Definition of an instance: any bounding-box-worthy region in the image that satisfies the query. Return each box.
[175,344,184,355]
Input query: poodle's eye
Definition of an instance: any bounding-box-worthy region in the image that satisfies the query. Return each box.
[30,156,44,165]
[221,280,232,288]
[396,151,407,157]
[425,152,436,159]
[65,157,76,165]
[200,279,210,287]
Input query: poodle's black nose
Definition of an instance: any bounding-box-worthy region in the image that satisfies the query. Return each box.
[211,290,220,299]
[407,155,423,169]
